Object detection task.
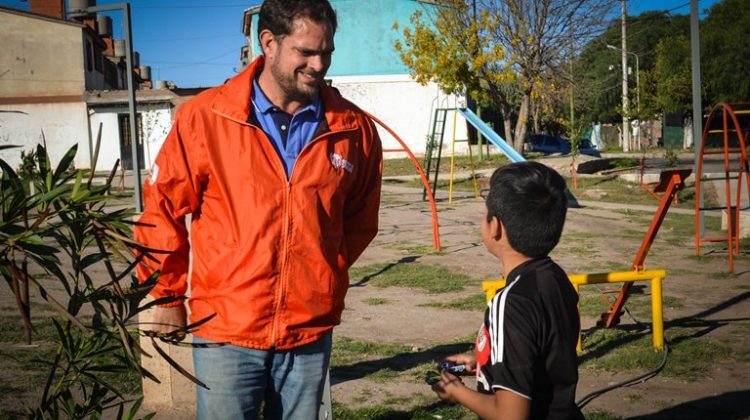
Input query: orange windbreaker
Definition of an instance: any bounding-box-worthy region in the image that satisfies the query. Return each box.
[135,56,382,350]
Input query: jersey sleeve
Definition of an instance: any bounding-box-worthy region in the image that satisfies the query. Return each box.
[485,293,541,399]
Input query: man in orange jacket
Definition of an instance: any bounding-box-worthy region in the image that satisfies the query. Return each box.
[134,0,382,418]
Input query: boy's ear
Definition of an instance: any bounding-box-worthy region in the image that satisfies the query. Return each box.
[489,216,502,240]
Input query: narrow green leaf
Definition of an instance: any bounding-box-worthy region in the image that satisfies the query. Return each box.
[53,144,78,181]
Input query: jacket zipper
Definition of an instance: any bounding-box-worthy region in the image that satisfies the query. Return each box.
[270,126,357,346]
[214,108,358,347]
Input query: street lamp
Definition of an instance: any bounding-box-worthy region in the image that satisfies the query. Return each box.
[69,3,143,212]
[607,44,640,113]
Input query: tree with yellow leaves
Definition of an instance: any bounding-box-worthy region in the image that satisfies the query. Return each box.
[395,0,615,152]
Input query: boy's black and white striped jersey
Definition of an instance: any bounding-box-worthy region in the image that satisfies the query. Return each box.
[475,257,584,420]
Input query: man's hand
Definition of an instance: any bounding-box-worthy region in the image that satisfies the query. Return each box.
[150,304,187,339]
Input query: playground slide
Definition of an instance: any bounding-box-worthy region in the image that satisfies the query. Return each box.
[457,108,525,163]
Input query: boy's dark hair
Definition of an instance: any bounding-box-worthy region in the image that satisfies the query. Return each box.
[485,161,568,258]
[257,0,337,39]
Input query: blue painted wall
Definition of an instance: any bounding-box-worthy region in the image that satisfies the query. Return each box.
[250,0,438,76]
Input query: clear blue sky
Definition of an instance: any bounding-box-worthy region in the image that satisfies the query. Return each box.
[0,0,721,88]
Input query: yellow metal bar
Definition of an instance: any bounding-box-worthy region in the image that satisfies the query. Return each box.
[482,279,505,302]
[573,283,582,352]
[568,269,666,285]
[651,276,664,350]
[466,126,480,201]
[482,269,667,351]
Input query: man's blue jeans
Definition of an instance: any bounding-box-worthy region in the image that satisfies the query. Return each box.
[192,331,332,420]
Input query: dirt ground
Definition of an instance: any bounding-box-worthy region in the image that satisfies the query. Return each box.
[331,168,750,419]
[2,159,749,419]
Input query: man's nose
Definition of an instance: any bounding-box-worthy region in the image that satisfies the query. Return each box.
[307,55,328,72]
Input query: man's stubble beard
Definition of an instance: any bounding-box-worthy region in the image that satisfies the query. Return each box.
[270,59,321,104]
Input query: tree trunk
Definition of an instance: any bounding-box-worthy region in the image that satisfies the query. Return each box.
[532,98,541,134]
[512,93,530,152]
[500,102,514,148]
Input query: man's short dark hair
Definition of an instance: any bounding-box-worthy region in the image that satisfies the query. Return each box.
[257,0,337,39]
[485,161,568,258]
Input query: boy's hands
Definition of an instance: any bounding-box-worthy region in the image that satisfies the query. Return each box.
[427,353,477,402]
[432,369,466,403]
[441,353,477,375]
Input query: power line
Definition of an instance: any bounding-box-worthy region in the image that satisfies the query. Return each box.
[137,33,241,43]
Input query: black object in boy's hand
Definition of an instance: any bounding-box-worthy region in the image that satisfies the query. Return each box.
[440,362,466,374]
[425,371,442,385]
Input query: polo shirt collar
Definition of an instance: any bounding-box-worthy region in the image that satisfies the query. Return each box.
[251,77,323,119]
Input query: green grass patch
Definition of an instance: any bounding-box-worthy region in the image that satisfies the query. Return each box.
[363,297,389,306]
[708,271,736,279]
[332,401,475,420]
[571,175,705,209]
[383,155,508,178]
[583,409,623,420]
[419,293,486,311]
[609,158,639,169]
[384,242,441,255]
[349,262,474,294]
[331,337,412,367]
[408,175,481,192]
[574,261,630,274]
[615,229,648,240]
[0,314,144,414]
[580,327,732,380]
[562,231,602,241]
[577,285,678,320]
[368,367,400,383]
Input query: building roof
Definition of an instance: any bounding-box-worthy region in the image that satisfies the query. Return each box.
[85,88,208,107]
[0,5,84,28]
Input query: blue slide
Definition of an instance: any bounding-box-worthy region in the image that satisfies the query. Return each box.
[457,108,525,163]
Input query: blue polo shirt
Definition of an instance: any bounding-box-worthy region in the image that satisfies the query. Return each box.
[251,77,324,178]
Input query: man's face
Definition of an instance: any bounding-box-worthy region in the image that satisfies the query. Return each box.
[265,17,334,103]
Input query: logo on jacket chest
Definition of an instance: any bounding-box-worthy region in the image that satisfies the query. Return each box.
[329,152,353,173]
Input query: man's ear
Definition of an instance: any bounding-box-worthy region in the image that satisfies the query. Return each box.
[258,29,276,56]
[489,216,502,240]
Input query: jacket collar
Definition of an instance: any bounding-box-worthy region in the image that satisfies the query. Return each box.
[211,55,359,131]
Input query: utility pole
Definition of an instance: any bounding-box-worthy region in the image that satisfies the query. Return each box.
[690,0,704,236]
[569,31,574,134]
[472,0,485,161]
[620,0,630,152]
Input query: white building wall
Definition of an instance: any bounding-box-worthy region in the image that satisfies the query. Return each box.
[87,103,172,172]
[0,102,90,171]
[141,106,173,169]
[329,74,469,159]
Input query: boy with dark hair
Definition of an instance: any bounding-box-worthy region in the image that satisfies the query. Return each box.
[432,161,583,420]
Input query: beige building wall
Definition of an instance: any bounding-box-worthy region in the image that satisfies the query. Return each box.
[0,10,85,97]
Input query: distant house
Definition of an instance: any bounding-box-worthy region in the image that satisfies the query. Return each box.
[239,0,468,158]
[85,88,203,172]
[0,1,186,173]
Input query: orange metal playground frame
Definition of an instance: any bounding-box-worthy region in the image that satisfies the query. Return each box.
[365,112,441,251]
[694,102,750,272]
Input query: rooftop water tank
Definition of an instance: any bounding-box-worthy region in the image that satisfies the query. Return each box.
[96,15,112,37]
[113,40,125,58]
[133,51,140,67]
[139,66,151,81]
[155,80,169,90]
[68,0,95,18]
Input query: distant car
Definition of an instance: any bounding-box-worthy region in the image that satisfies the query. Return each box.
[527,134,601,157]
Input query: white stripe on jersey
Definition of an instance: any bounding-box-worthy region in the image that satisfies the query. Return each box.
[489,275,521,364]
